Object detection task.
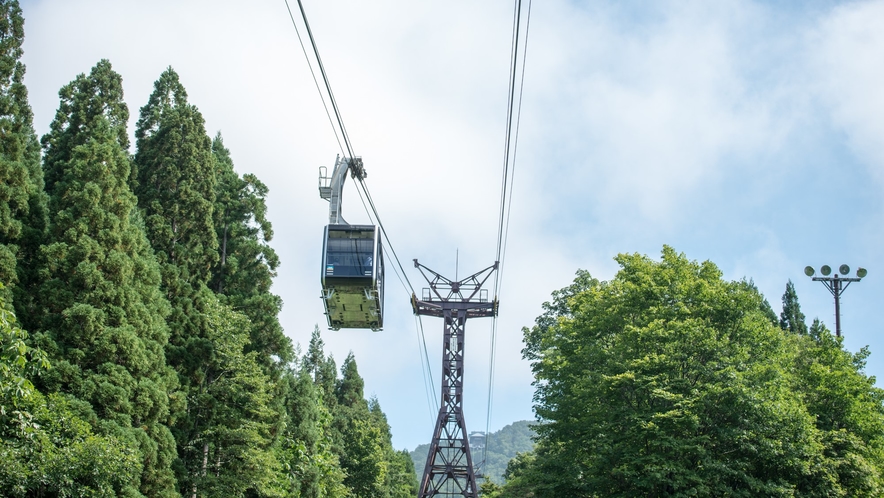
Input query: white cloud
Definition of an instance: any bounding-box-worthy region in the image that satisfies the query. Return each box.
[811,0,884,185]
[525,1,794,226]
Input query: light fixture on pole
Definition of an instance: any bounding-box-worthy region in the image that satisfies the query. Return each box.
[804,264,867,338]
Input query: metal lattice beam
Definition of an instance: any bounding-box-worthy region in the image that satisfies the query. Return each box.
[413,260,497,498]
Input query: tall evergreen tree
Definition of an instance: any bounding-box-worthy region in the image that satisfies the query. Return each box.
[369,396,419,498]
[333,353,389,497]
[336,352,366,409]
[297,332,416,497]
[35,60,179,497]
[304,327,339,415]
[132,68,218,386]
[780,279,808,335]
[209,133,290,370]
[132,67,217,284]
[304,326,326,383]
[283,365,346,498]
[131,69,297,496]
[0,0,46,314]
[174,296,283,497]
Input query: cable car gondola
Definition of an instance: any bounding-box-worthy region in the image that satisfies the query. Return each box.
[321,224,383,330]
[318,156,384,330]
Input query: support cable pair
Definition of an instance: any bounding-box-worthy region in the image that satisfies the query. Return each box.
[482,0,533,477]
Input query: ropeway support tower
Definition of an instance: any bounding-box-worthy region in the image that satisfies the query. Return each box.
[412,260,498,498]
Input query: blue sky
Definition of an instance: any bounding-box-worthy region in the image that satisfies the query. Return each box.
[19,0,884,451]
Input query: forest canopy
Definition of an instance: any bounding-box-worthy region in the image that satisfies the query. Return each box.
[485,247,884,497]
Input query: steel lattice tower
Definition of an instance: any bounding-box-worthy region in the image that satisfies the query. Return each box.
[412,260,498,498]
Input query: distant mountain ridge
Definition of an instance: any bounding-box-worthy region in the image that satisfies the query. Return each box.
[410,420,535,484]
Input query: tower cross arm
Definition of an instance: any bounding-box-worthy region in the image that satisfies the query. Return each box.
[812,276,861,283]
[413,259,499,302]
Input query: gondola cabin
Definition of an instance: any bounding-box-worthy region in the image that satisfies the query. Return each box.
[321,224,384,330]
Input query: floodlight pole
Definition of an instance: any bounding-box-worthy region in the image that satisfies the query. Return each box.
[412,259,498,498]
[811,273,861,338]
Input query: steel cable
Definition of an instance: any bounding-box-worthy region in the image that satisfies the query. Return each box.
[483,0,532,475]
[294,0,355,159]
[283,0,346,158]
[284,0,438,419]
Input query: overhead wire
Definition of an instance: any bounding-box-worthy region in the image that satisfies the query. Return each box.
[357,179,439,415]
[482,0,533,475]
[355,181,438,413]
[284,0,438,418]
[283,0,346,158]
[293,0,355,159]
[497,0,532,301]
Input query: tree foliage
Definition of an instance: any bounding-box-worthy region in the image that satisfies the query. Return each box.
[510,247,884,497]
[0,282,47,418]
[304,326,338,412]
[780,279,807,335]
[173,296,283,497]
[35,59,180,497]
[304,331,418,498]
[0,0,46,313]
[333,353,389,497]
[2,275,140,497]
[1,391,143,497]
[210,133,290,370]
[796,318,884,494]
[133,67,217,285]
[132,69,219,403]
[280,365,346,498]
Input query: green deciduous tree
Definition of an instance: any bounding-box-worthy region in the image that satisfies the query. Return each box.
[795,318,884,494]
[35,59,180,497]
[0,282,47,418]
[516,247,880,497]
[482,451,541,498]
[387,449,419,498]
[3,291,140,497]
[1,390,143,497]
[338,415,387,497]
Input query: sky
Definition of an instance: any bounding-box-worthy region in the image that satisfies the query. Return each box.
[18,0,884,451]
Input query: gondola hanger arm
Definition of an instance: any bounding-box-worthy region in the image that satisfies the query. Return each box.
[318,155,365,225]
